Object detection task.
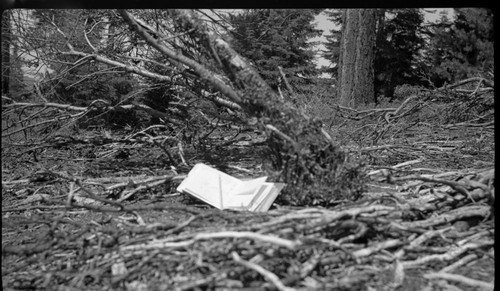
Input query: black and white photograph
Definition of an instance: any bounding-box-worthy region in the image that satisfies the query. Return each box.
[2,7,494,290]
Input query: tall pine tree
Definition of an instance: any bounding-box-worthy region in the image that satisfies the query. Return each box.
[336,9,377,107]
[426,8,493,86]
[324,9,427,101]
[321,9,342,78]
[228,9,322,90]
[374,9,425,98]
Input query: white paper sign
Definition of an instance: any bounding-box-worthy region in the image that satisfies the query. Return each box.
[177,163,285,211]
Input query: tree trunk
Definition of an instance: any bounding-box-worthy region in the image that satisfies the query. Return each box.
[337,9,376,107]
[2,11,11,96]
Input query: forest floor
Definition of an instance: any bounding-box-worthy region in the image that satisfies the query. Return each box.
[2,115,495,290]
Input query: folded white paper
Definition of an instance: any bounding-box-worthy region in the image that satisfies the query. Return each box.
[176,163,285,211]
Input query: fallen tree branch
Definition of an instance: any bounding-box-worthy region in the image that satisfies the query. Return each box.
[424,272,494,290]
[119,10,242,105]
[402,240,493,269]
[232,251,297,291]
[437,77,494,91]
[120,230,300,252]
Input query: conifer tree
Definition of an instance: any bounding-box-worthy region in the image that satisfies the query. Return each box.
[228,9,322,90]
[426,8,493,86]
[374,9,425,98]
[321,9,342,78]
[324,9,427,100]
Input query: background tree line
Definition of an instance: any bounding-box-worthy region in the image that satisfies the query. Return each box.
[2,8,494,112]
[323,8,493,104]
[1,8,494,205]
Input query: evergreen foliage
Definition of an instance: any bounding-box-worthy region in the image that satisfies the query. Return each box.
[324,8,493,101]
[425,8,494,87]
[228,9,322,90]
[321,9,342,78]
[29,10,141,127]
[323,9,427,100]
[374,9,426,99]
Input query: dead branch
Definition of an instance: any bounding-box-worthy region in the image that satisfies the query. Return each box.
[389,172,491,201]
[443,120,494,129]
[403,240,493,268]
[2,166,494,290]
[119,10,242,105]
[437,77,494,91]
[399,205,490,229]
[232,251,297,291]
[424,272,494,290]
[2,98,186,139]
[48,21,240,111]
[335,104,397,121]
[439,254,478,273]
[278,65,297,102]
[120,231,299,252]
[140,9,366,203]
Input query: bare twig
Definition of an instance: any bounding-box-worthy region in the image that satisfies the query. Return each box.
[402,240,493,268]
[119,9,242,105]
[424,272,494,290]
[231,251,297,291]
[437,77,494,90]
[278,66,297,102]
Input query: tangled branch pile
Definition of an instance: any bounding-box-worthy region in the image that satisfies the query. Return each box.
[2,165,494,290]
[1,8,495,291]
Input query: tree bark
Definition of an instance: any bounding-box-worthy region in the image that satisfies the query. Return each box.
[2,11,11,96]
[337,9,376,107]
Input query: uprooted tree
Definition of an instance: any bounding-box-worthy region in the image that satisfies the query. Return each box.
[2,9,365,205]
